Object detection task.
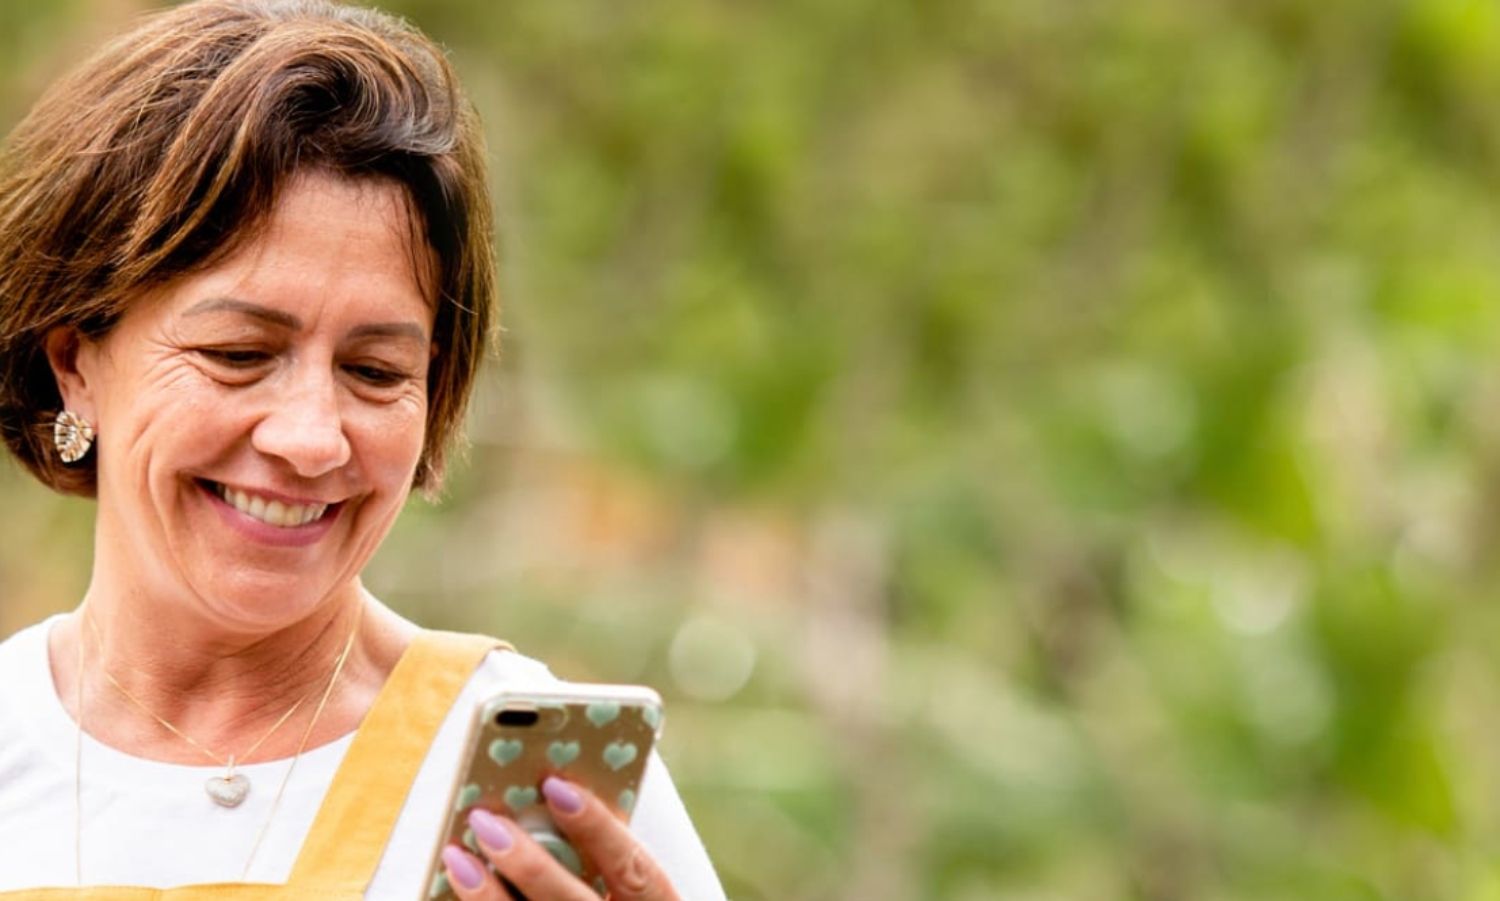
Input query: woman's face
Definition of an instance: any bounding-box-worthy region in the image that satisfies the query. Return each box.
[58,171,435,633]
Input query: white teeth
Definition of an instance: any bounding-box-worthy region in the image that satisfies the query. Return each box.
[215,483,327,528]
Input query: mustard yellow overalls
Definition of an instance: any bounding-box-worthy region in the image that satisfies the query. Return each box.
[0,630,504,900]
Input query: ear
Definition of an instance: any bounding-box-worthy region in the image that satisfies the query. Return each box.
[43,327,104,426]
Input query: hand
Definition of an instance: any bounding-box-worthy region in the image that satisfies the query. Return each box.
[441,776,682,901]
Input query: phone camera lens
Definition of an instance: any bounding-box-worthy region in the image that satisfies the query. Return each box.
[496,708,540,728]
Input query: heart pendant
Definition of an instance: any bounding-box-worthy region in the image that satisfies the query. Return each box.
[205,773,251,808]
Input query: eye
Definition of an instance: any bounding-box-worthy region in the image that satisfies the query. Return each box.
[197,348,273,368]
[345,363,409,387]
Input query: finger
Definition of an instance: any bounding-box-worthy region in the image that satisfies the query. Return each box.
[542,776,680,901]
[468,807,597,901]
[441,844,514,901]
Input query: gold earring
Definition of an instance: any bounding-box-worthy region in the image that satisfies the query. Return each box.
[54,410,94,463]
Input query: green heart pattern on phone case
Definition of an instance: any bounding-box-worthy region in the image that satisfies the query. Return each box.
[429,696,663,900]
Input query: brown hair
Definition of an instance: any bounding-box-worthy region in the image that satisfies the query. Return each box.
[0,0,495,495]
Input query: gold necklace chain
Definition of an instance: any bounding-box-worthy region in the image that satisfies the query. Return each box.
[84,612,313,778]
[240,602,362,880]
[74,601,365,885]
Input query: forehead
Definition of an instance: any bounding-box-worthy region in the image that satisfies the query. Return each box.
[157,171,435,329]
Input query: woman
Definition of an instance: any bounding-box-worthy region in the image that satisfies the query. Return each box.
[0,1,724,899]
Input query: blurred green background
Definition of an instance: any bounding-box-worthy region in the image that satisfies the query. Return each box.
[9,0,1500,898]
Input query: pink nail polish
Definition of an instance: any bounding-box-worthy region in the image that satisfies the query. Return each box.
[542,776,584,815]
[468,807,514,852]
[441,845,484,890]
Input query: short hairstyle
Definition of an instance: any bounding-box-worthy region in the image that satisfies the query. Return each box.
[0,0,496,496]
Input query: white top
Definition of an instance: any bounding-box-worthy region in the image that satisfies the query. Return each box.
[0,616,727,899]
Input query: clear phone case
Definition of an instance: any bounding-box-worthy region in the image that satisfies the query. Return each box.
[423,684,664,900]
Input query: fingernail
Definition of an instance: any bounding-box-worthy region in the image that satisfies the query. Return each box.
[468,807,514,853]
[542,776,584,815]
[441,845,484,890]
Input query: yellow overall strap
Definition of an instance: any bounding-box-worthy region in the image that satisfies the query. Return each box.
[286,630,507,892]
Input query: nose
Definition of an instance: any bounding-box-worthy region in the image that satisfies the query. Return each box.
[250,366,352,478]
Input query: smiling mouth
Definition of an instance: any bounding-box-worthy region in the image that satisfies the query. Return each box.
[201,480,334,528]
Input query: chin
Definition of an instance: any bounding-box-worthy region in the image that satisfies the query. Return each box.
[192,570,346,632]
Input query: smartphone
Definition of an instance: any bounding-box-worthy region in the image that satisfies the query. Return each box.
[422,684,664,900]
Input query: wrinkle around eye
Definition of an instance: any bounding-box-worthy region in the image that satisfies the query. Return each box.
[350,379,428,411]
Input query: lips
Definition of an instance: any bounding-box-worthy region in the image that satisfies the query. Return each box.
[202,480,333,528]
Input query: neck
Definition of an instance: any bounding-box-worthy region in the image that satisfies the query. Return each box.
[51,583,416,766]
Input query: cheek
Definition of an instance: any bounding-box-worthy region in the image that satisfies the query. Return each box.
[97,364,226,463]
[351,398,428,484]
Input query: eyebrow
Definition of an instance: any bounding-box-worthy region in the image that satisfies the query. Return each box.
[182,297,428,343]
[347,321,430,342]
